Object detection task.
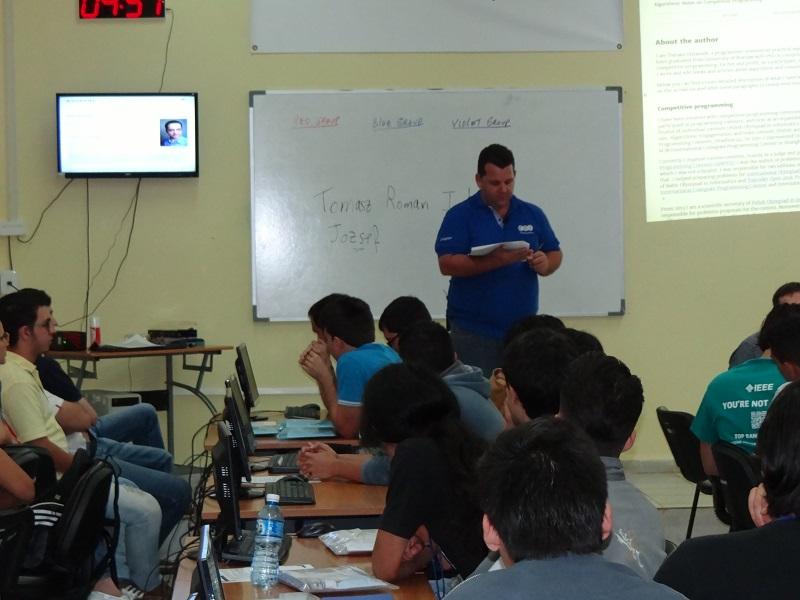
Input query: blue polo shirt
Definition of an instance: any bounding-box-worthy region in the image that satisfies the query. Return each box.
[435,192,559,339]
[336,343,401,407]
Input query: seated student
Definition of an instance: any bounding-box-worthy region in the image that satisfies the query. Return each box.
[559,352,666,579]
[490,314,566,411]
[0,290,190,543]
[377,295,432,351]
[692,304,789,476]
[298,294,400,438]
[36,354,166,449]
[729,281,800,368]
[298,321,503,484]
[762,302,800,385]
[399,321,503,442]
[363,363,487,588]
[0,290,170,598]
[655,381,800,599]
[448,418,684,600]
[501,328,578,426]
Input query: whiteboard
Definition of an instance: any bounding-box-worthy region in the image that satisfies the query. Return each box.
[250,0,624,53]
[250,88,624,321]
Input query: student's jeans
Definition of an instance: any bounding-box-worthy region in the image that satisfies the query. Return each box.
[104,478,162,592]
[92,402,166,449]
[93,437,191,543]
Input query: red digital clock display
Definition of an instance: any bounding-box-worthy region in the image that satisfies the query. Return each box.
[79,0,165,19]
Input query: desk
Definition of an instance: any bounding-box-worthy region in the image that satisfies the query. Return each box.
[171,537,433,599]
[49,345,233,455]
[204,412,360,452]
[202,480,387,521]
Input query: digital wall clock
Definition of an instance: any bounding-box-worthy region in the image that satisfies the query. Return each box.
[79,0,165,19]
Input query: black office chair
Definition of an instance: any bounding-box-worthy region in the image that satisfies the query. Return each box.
[656,406,723,538]
[712,441,761,532]
[0,506,34,597]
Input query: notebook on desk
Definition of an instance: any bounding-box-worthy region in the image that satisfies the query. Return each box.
[277,419,337,440]
[251,419,337,439]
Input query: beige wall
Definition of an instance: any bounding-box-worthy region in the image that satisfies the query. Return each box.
[1,1,796,463]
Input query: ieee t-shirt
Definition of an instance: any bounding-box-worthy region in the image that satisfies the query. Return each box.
[336,343,400,407]
[691,358,785,453]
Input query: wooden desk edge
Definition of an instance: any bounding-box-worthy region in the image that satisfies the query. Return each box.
[48,344,233,360]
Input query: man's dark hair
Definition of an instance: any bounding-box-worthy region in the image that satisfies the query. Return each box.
[757,381,800,518]
[377,296,431,337]
[477,417,607,561]
[502,328,578,418]
[772,282,800,306]
[758,303,800,362]
[307,293,348,329]
[477,144,515,177]
[503,313,565,348]
[0,288,52,346]
[559,352,643,457]
[315,295,374,348]
[164,119,182,131]
[563,328,604,356]
[397,320,454,374]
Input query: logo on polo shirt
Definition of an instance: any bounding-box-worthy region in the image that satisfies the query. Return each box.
[518,224,534,233]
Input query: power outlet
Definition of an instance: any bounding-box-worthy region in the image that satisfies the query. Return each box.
[0,271,19,296]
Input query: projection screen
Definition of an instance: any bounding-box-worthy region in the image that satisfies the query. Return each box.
[641,0,800,222]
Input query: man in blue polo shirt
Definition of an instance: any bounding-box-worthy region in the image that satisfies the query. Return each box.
[435,144,562,375]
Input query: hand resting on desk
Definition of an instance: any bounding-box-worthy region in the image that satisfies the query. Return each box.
[299,442,370,482]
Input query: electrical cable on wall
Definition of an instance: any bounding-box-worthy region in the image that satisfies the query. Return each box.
[15,178,75,246]
[54,8,175,326]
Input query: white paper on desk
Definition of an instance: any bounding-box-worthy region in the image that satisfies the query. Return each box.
[319,529,378,555]
[105,334,162,349]
[469,241,530,256]
[278,566,397,593]
[219,565,314,583]
[249,475,284,485]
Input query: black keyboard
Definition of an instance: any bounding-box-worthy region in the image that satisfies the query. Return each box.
[269,452,300,474]
[266,477,315,505]
[222,530,293,564]
[284,404,321,420]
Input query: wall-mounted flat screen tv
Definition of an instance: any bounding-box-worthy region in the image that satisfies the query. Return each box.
[57,92,199,178]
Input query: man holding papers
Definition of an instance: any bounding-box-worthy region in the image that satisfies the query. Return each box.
[435,144,562,375]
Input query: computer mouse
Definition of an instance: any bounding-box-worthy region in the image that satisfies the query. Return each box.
[296,521,337,538]
[281,474,309,483]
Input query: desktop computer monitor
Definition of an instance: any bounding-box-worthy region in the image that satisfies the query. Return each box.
[223,375,256,457]
[222,387,253,484]
[235,343,259,410]
[212,421,244,545]
[195,523,226,600]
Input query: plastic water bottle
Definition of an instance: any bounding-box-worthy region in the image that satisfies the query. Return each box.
[251,493,283,595]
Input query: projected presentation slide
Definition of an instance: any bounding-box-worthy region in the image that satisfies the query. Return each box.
[641,1,800,222]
